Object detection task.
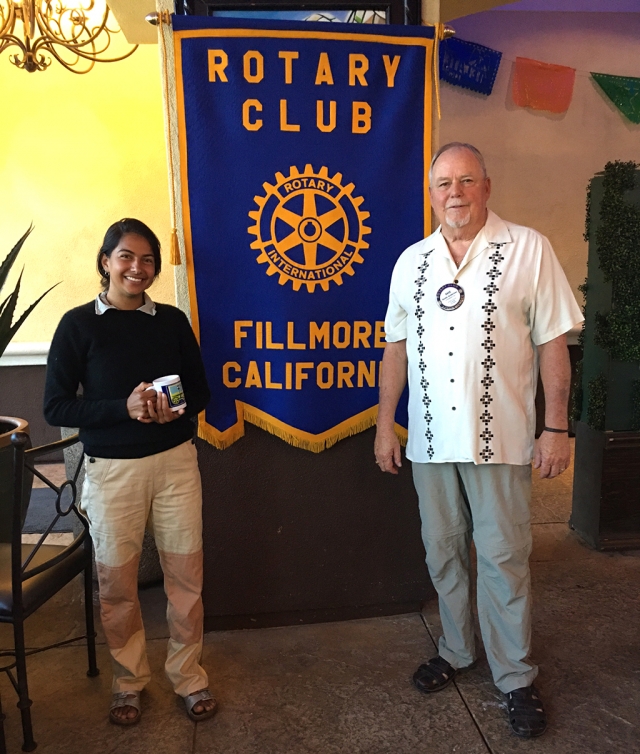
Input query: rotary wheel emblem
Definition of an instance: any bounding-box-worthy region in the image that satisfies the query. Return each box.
[248,165,371,292]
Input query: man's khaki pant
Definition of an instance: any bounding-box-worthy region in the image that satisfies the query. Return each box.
[412,462,538,694]
[81,440,208,697]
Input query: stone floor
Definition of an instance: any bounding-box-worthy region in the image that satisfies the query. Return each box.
[1,445,639,753]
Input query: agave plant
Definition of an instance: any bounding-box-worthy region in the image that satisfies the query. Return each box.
[0,226,58,359]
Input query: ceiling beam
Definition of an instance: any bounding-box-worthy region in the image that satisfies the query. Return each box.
[441,0,518,22]
[108,0,159,44]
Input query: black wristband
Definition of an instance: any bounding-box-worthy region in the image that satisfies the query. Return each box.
[543,426,569,434]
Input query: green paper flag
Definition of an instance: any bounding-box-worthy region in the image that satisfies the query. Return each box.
[592,72,640,124]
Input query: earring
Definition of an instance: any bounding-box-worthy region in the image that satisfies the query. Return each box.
[104,270,109,277]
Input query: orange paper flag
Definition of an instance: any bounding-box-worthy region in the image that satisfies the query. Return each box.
[512,57,576,114]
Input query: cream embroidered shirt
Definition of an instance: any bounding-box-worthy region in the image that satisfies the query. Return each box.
[384,210,583,465]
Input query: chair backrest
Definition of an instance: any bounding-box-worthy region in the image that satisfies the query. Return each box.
[8,432,87,584]
[0,419,33,544]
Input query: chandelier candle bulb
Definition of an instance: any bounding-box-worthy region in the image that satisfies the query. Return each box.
[0,0,138,73]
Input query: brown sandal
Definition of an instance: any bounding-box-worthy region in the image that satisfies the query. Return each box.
[413,656,458,693]
[506,685,547,738]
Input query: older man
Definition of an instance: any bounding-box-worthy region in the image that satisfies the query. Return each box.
[375,142,583,738]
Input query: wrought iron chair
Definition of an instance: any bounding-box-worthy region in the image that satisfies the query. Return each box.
[0,431,98,752]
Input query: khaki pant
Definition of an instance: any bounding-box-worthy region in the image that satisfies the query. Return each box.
[412,462,538,694]
[81,440,208,697]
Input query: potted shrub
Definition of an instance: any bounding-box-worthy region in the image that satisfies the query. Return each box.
[0,227,57,540]
[570,161,640,549]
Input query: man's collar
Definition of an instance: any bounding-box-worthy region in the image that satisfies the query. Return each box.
[482,209,512,245]
[95,291,156,316]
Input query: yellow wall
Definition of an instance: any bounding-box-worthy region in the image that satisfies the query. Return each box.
[0,44,174,343]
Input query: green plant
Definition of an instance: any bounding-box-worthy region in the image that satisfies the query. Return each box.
[570,359,583,424]
[586,373,608,432]
[592,160,640,362]
[0,227,57,359]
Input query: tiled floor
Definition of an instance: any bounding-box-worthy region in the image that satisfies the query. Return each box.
[2,443,638,753]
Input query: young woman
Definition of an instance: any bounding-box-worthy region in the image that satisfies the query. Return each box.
[44,218,216,725]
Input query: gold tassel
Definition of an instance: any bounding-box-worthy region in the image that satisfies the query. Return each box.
[169,228,181,265]
[158,14,182,267]
[433,22,444,120]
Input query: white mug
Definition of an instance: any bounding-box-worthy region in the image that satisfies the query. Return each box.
[152,374,187,412]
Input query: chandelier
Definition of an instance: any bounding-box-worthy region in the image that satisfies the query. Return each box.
[0,1,137,73]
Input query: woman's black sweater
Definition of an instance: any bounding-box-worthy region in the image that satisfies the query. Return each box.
[44,301,211,458]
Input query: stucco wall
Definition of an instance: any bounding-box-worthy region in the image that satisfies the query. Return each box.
[0,44,174,344]
[440,11,640,298]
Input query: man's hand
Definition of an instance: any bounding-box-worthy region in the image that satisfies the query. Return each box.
[127,382,157,423]
[374,426,402,474]
[147,391,185,424]
[533,431,570,479]
[535,334,572,479]
[374,339,408,475]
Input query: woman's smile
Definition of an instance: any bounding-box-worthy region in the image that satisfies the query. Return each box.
[101,233,156,309]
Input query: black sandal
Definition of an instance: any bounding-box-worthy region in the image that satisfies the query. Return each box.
[506,685,547,738]
[413,656,458,693]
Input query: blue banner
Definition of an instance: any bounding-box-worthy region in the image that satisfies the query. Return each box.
[439,36,502,96]
[173,16,434,451]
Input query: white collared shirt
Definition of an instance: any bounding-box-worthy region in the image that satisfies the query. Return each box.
[385,210,583,465]
[95,292,156,316]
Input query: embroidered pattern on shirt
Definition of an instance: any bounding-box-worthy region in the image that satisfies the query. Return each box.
[479,243,505,462]
[414,251,435,459]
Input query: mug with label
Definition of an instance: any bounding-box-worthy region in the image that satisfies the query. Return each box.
[152,374,187,412]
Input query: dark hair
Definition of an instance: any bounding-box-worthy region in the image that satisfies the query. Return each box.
[97,218,162,289]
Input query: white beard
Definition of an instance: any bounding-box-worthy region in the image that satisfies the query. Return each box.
[445,211,471,229]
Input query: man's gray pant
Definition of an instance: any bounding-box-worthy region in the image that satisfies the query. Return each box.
[412,462,538,694]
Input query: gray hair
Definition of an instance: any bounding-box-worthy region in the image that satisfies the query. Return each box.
[428,142,487,185]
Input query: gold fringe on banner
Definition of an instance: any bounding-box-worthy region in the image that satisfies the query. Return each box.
[243,404,379,453]
[196,403,391,454]
[196,404,408,452]
[197,418,245,449]
[195,402,408,453]
[197,402,245,448]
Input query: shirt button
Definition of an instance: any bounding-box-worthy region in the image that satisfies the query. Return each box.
[450,379,454,383]
[454,279,459,283]
[450,326,454,331]
[449,352,453,356]
[452,407,456,410]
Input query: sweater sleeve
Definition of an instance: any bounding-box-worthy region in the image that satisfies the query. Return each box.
[44,309,130,429]
[175,310,211,419]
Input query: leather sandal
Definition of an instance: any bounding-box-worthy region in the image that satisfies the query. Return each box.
[413,656,458,693]
[506,685,547,738]
[109,691,141,726]
[184,688,218,722]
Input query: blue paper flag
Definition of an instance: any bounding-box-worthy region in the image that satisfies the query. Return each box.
[439,37,502,96]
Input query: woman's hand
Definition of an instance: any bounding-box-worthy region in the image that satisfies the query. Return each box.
[127,382,157,423]
[147,391,186,424]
